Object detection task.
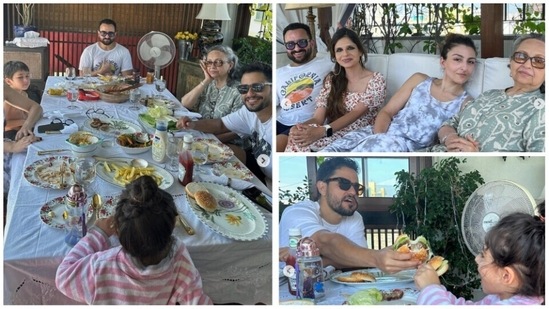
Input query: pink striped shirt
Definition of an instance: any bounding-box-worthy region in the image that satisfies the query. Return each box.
[417,284,544,305]
[55,226,213,305]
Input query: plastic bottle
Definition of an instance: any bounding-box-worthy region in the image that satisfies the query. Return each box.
[287,228,301,295]
[152,119,168,163]
[178,134,194,186]
[296,237,325,303]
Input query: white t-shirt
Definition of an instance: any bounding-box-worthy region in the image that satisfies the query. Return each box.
[279,200,368,248]
[79,43,133,75]
[222,106,272,179]
[276,56,333,126]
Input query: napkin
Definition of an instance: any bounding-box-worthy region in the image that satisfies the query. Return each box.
[43,110,83,120]
[197,174,254,191]
[60,123,79,134]
[24,31,40,38]
[174,109,202,119]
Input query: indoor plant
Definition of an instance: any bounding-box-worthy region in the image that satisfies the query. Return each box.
[175,31,198,61]
[14,3,37,38]
[390,157,484,299]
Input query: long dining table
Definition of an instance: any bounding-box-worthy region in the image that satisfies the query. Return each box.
[4,76,273,305]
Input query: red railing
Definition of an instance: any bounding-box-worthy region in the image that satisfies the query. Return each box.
[41,30,179,95]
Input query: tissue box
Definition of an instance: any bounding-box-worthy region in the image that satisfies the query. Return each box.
[13,37,50,48]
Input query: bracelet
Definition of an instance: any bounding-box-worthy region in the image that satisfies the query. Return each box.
[440,132,458,144]
[200,80,207,87]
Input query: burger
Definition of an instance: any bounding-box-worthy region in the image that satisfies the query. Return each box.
[428,256,449,276]
[392,234,430,262]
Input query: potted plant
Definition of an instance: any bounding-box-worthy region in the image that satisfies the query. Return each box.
[232,36,271,66]
[13,4,37,38]
[390,157,484,299]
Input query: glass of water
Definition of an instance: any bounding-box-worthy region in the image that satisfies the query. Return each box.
[155,78,166,94]
[166,136,180,172]
[65,67,76,80]
[66,86,79,109]
[129,88,142,110]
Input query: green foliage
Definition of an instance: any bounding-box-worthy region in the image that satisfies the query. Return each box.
[390,157,485,299]
[513,9,545,34]
[249,4,273,42]
[460,8,481,35]
[232,36,272,66]
[279,176,312,219]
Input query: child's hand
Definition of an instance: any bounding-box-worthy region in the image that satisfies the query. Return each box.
[414,263,441,290]
[95,216,116,236]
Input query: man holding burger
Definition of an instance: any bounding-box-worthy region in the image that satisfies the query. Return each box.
[279,157,420,274]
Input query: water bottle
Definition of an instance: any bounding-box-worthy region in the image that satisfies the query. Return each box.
[64,184,86,247]
[152,119,168,163]
[296,237,325,303]
[286,228,301,295]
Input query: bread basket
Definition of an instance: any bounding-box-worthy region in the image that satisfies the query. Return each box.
[95,83,132,103]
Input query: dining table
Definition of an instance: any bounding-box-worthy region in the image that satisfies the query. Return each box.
[3,76,273,305]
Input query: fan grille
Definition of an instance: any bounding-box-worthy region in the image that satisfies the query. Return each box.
[461,180,536,256]
[137,31,176,71]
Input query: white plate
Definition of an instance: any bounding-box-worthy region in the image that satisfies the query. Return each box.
[39,196,69,229]
[212,161,254,181]
[95,159,174,190]
[193,138,233,163]
[331,269,415,287]
[83,116,142,137]
[186,182,268,241]
[24,156,76,189]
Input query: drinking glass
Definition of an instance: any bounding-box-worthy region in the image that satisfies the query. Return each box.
[66,87,79,109]
[73,158,97,190]
[129,88,142,110]
[82,67,92,83]
[166,136,180,172]
[192,142,209,174]
[155,79,166,94]
[65,67,76,80]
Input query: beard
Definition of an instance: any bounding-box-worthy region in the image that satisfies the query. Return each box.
[101,38,114,45]
[326,191,358,217]
[287,47,313,64]
[244,94,270,113]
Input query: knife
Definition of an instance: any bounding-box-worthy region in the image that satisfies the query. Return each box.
[178,214,195,235]
[38,149,69,155]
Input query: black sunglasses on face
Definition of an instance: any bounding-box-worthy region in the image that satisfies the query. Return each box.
[237,83,272,94]
[99,31,116,37]
[325,177,364,195]
[285,39,310,50]
[512,51,545,69]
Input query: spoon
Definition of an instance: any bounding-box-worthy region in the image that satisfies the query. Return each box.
[92,193,102,220]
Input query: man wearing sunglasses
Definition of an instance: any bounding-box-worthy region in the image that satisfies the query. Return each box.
[79,18,133,77]
[279,157,420,273]
[276,23,333,152]
[176,62,272,187]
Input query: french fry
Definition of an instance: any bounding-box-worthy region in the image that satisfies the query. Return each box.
[103,162,111,172]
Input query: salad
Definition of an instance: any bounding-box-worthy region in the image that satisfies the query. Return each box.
[138,105,178,131]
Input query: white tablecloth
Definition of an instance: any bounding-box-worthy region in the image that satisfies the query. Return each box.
[4,76,273,305]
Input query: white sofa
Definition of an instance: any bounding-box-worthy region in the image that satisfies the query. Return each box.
[276,52,515,102]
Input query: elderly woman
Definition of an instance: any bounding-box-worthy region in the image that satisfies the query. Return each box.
[433,34,545,152]
[180,45,243,145]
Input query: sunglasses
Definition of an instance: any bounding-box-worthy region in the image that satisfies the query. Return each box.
[325,177,364,195]
[237,83,272,94]
[285,39,310,50]
[512,52,545,69]
[204,59,228,67]
[99,31,116,37]
[51,118,75,126]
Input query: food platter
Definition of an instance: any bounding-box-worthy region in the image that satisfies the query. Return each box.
[186,182,267,241]
[24,156,75,189]
[39,196,71,229]
[193,138,233,163]
[95,159,174,190]
[86,195,119,225]
[83,116,143,137]
[212,161,254,180]
[331,269,415,287]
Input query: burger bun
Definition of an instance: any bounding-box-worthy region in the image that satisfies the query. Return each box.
[185,182,208,199]
[194,190,217,212]
[428,256,449,276]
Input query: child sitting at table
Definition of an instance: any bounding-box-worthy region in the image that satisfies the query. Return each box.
[414,208,545,305]
[55,175,213,305]
[4,61,42,104]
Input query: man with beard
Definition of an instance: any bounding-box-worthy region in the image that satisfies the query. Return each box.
[176,62,272,187]
[79,19,133,77]
[276,23,333,152]
[279,157,420,273]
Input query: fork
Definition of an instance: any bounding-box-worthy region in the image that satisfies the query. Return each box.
[60,162,65,188]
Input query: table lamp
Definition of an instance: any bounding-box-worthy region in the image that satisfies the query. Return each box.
[196,4,232,57]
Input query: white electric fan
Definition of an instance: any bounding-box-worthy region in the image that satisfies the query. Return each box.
[461,180,537,256]
[137,31,176,80]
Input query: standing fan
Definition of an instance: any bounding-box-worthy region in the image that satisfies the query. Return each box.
[461,180,537,256]
[137,31,176,80]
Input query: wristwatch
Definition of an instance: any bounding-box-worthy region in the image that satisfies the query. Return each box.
[323,124,333,137]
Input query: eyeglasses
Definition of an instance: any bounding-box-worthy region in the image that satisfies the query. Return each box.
[237,83,272,94]
[99,31,116,37]
[204,59,229,67]
[512,52,545,69]
[51,118,75,126]
[85,108,111,119]
[285,39,310,50]
[325,177,364,195]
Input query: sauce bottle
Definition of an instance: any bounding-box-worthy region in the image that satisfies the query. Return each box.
[152,119,168,163]
[178,134,194,186]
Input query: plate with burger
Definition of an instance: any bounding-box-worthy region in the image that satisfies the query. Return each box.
[331,269,415,286]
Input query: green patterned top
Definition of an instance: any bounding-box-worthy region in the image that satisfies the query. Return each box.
[196,80,242,119]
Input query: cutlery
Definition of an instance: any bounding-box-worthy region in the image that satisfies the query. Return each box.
[38,149,69,155]
[178,214,195,235]
[60,162,65,188]
[45,131,62,134]
[91,194,102,220]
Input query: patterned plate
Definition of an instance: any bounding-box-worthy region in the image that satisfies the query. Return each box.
[212,161,254,181]
[86,195,119,225]
[96,159,174,190]
[331,269,415,287]
[186,182,267,241]
[39,195,90,229]
[24,156,76,189]
[83,116,142,137]
[193,138,234,163]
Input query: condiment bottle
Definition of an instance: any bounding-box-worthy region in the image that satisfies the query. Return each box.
[146,70,154,84]
[296,237,325,303]
[152,119,168,163]
[64,184,87,247]
[178,134,194,186]
[286,228,301,295]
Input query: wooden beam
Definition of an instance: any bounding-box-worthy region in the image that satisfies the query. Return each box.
[480,4,504,58]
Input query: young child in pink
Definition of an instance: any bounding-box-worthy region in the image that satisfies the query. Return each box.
[56,175,212,305]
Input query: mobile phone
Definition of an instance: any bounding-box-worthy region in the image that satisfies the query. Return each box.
[37,123,64,133]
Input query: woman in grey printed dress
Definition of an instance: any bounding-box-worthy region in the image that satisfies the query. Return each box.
[433,34,545,152]
[323,34,478,152]
[180,45,243,144]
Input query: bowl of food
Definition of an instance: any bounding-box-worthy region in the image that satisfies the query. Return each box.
[66,131,102,157]
[95,83,133,103]
[116,132,153,154]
